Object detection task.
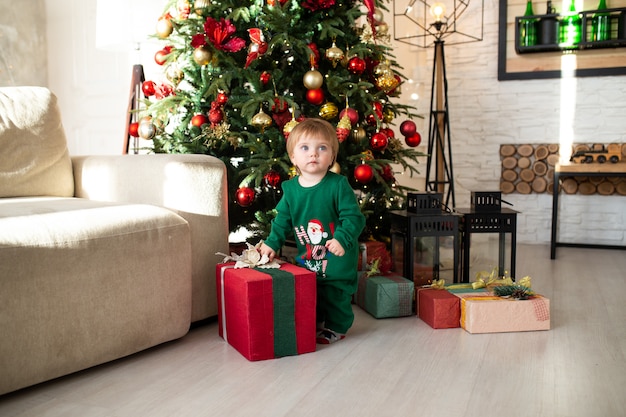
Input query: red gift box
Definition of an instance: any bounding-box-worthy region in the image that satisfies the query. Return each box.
[358,240,392,273]
[417,288,460,329]
[216,262,317,361]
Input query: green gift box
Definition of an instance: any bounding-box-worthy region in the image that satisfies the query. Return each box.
[356,273,414,318]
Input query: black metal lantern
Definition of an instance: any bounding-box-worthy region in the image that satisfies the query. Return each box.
[390,193,461,286]
[457,192,518,282]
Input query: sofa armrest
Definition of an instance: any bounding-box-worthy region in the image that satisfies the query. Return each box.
[72,154,229,321]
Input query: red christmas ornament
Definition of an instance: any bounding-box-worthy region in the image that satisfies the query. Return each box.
[129,122,139,137]
[381,164,395,182]
[216,92,228,106]
[141,81,156,97]
[354,164,374,183]
[236,187,255,207]
[260,71,271,85]
[263,170,281,188]
[400,120,417,137]
[347,56,366,75]
[405,132,422,147]
[191,114,208,128]
[373,102,383,119]
[209,104,224,126]
[380,127,394,138]
[339,108,359,125]
[306,88,325,105]
[370,132,388,152]
[271,97,288,113]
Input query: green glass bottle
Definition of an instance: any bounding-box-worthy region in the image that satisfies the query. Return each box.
[592,0,611,42]
[519,0,538,46]
[559,0,581,48]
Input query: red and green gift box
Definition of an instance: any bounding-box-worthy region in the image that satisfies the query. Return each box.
[356,273,414,319]
[216,262,316,361]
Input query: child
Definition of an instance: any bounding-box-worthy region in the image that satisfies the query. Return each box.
[259,118,365,344]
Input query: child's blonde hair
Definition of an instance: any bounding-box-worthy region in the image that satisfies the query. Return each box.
[286,118,339,166]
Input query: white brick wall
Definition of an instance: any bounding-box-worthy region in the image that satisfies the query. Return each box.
[388,0,626,246]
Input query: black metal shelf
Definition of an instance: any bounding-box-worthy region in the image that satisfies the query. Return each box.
[515,7,626,54]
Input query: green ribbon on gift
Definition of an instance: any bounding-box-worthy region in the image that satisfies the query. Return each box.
[256,267,297,357]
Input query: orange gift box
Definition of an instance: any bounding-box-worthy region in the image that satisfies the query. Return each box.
[417,288,460,329]
[457,293,551,334]
[216,262,317,361]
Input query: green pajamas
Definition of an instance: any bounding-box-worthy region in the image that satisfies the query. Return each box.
[264,172,365,335]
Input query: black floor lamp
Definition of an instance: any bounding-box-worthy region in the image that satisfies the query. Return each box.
[394,0,484,209]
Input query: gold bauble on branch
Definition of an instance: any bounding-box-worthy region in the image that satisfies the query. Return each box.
[251,106,272,132]
[193,45,213,66]
[156,18,173,38]
[303,69,323,89]
[325,41,344,67]
[319,102,339,120]
[351,126,367,143]
[166,65,184,85]
[329,162,341,174]
[194,0,210,14]
[383,108,395,123]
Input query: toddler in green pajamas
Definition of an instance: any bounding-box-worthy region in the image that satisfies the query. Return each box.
[260,118,365,344]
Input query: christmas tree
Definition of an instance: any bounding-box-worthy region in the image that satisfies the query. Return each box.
[139,0,424,242]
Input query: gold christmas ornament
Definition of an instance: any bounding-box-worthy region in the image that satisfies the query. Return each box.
[166,66,184,85]
[374,61,399,93]
[193,45,213,66]
[329,162,341,174]
[319,102,339,120]
[303,69,323,89]
[351,126,366,143]
[373,8,384,23]
[251,106,272,132]
[325,41,344,67]
[376,21,389,37]
[194,0,210,13]
[336,114,351,143]
[156,18,174,38]
[138,117,156,139]
[383,108,395,123]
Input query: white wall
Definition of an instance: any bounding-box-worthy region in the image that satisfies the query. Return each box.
[45,0,626,247]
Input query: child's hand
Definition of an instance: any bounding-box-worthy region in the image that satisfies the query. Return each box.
[325,239,345,257]
[259,242,276,262]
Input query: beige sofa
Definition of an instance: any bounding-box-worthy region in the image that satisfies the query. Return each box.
[0,86,229,395]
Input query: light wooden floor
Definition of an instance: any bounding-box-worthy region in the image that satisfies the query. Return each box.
[1,244,625,417]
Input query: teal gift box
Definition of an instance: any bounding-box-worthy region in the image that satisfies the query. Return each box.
[356,273,414,318]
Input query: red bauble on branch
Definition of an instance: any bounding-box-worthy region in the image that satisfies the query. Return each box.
[347,56,366,75]
[370,131,388,152]
[400,120,417,137]
[306,88,325,105]
[236,187,255,207]
[354,163,374,183]
[191,114,208,128]
[263,170,281,188]
[405,132,422,147]
[142,81,156,97]
[129,122,139,137]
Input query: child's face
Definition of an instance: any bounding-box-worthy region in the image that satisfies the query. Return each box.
[290,133,334,178]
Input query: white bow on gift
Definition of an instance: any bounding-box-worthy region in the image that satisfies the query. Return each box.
[216,241,281,269]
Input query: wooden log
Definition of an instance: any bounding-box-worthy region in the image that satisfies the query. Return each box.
[532,176,547,193]
[561,178,578,194]
[500,144,516,157]
[518,156,531,169]
[597,181,615,195]
[547,143,559,154]
[520,168,536,183]
[500,181,515,194]
[546,182,555,194]
[534,145,549,160]
[622,143,626,157]
[546,154,560,166]
[518,144,533,157]
[532,160,548,176]
[515,181,532,194]
[546,168,555,181]
[574,144,590,152]
[616,181,626,195]
[502,169,518,182]
[588,176,604,185]
[578,181,597,195]
[502,156,518,169]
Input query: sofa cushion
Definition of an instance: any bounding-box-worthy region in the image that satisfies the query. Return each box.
[0,197,192,394]
[0,86,74,198]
